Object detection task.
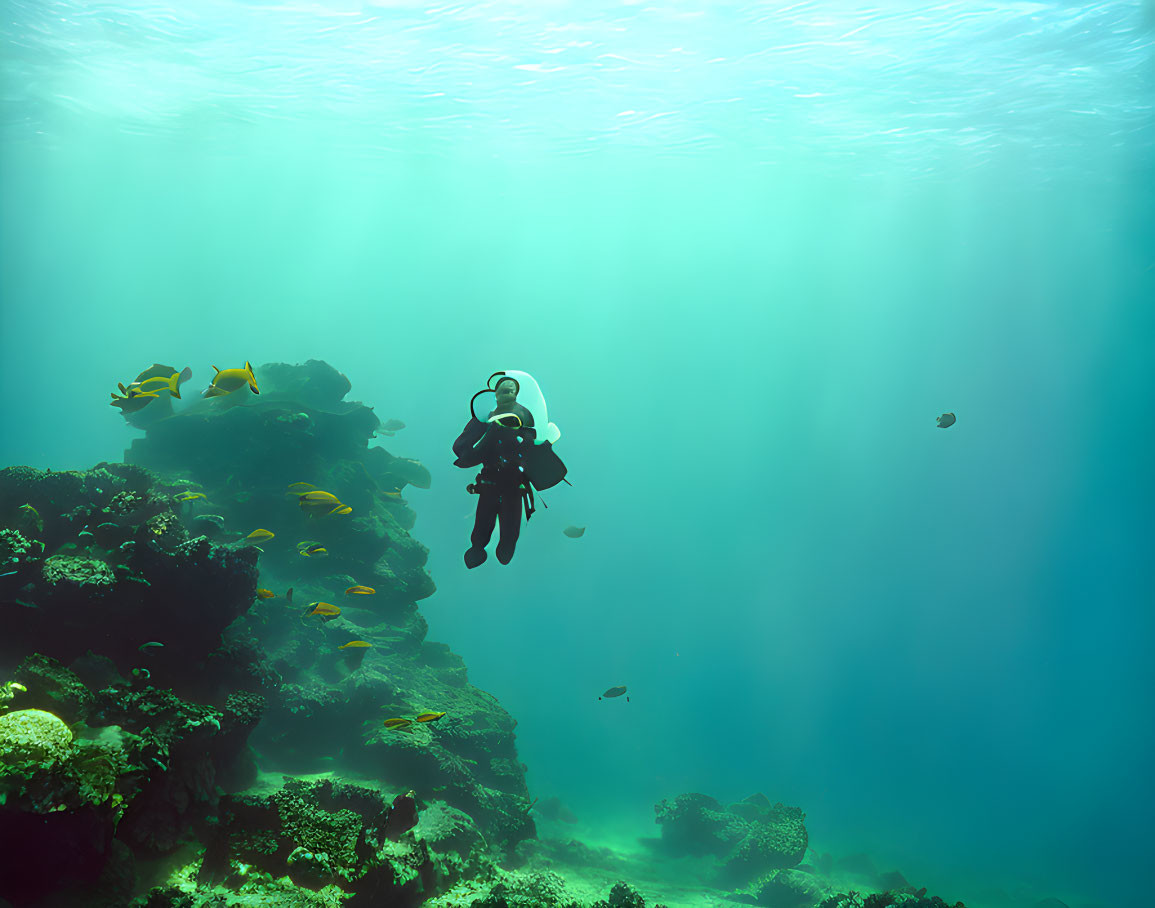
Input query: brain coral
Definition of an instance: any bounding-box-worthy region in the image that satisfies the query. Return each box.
[0,708,74,765]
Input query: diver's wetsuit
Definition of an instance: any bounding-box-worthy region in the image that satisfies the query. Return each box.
[452,403,536,567]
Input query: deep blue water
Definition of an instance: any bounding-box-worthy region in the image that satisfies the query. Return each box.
[2,2,1154,906]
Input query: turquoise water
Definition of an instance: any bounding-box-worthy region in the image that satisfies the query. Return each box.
[2,1,1154,905]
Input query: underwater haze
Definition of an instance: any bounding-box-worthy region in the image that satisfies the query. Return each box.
[2,0,1154,906]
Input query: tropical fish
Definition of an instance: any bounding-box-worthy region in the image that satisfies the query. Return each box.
[563,526,586,538]
[174,491,206,502]
[936,412,956,428]
[255,589,276,599]
[129,367,192,399]
[298,543,328,557]
[415,711,445,723]
[304,602,340,617]
[300,490,340,505]
[345,586,376,596]
[326,505,353,516]
[203,362,259,398]
[383,718,413,731]
[111,364,192,412]
[338,640,371,649]
[298,490,346,515]
[246,529,275,542]
[600,686,628,701]
[286,482,315,493]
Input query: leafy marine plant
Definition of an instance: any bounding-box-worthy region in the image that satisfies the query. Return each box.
[0,681,28,714]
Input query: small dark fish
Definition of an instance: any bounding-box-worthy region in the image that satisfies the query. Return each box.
[563,526,586,538]
[383,790,419,841]
[936,412,956,428]
[600,685,628,701]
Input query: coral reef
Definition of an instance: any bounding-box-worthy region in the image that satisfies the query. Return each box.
[0,462,258,682]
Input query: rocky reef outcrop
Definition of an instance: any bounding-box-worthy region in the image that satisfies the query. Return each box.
[0,359,536,907]
[116,360,533,847]
[653,792,808,887]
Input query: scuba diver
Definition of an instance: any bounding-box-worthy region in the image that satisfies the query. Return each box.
[453,371,568,568]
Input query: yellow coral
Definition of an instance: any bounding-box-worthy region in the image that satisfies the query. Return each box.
[0,708,73,766]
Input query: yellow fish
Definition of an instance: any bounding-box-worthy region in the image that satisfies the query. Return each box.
[415,711,446,723]
[255,589,276,599]
[345,586,376,596]
[338,641,371,649]
[298,544,328,557]
[299,490,340,509]
[173,491,206,502]
[304,602,340,617]
[384,718,413,731]
[286,482,315,493]
[203,361,259,398]
[117,383,157,398]
[112,364,192,411]
[246,529,275,541]
[299,491,346,515]
[326,504,353,516]
[129,367,192,399]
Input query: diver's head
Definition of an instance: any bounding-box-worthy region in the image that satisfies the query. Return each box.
[494,377,519,408]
